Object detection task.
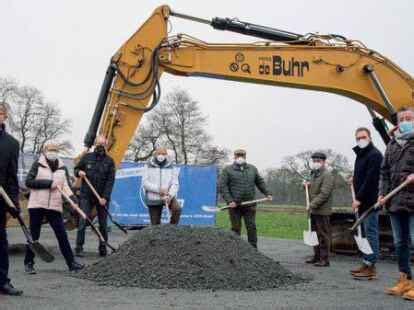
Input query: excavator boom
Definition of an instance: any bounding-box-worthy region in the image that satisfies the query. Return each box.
[85,5,414,165]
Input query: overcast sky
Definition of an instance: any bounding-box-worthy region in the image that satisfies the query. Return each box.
[1,0,413,170]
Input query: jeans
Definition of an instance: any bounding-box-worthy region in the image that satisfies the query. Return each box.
[76,198,107,248]
[24,208,74,268]
[229,206,257,248]
[361,210,380,266]
[0,208,9,286]
[389,212,414,279]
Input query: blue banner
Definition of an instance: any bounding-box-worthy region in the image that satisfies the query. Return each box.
[108,162,217,226]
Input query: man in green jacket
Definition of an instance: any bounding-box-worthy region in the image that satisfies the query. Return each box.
[305,152,335,267]
[220,149,272,248]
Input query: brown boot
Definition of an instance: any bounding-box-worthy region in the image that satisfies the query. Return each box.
[384,273,413,296]
[403,287,414,301]
[353,265,376,280]
[350,264,367,275]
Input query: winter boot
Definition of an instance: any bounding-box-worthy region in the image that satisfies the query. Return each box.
[0,281,23,296]
[403,287,414,301]
[69,260,85,272]
[350,264,367,275]
[314,260,330,267]
[305,256,319,264]
[384,273,413,296]
[353,265,376,280]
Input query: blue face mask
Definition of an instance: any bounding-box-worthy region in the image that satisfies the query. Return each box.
[399,121,414,134]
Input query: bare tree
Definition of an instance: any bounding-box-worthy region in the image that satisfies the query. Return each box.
[127,89,229,165]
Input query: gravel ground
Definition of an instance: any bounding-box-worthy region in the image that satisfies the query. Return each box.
[2,227,414,310]
[77,226,302,290]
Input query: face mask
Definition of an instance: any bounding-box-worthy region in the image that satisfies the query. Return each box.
[45,151,58,161]
[310,162,322,170]
[235,157,246,165]
[399,121,414,134]
[156,155,166,162]
[357,139,370,149]
[95,145,106,154]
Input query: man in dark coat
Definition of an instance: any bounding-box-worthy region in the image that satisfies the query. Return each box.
[220,149,272,248]
[379,107,414,300]
[350,127,383,280]
[0,103,23,296]
[74,135,115,257]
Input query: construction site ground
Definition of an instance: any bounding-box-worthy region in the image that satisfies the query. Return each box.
[2,227,413,310]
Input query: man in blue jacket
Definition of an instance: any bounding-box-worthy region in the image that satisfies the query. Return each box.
[349,127,383,280]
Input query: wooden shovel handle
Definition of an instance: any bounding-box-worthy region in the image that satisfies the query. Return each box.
[304,182,310,210]
[83,176,102,201]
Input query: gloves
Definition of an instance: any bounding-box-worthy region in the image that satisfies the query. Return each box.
[6,205,21,218]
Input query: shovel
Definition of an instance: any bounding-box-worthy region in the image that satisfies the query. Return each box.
[57,187,117,253]
[83,176,128,235]
[303,182,319,247]
[0,186,55,263]
[202,197,271,213]
[350,179,411,231]
[350,184,373,255]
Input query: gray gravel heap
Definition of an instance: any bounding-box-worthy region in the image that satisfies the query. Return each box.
[77,225,303,290]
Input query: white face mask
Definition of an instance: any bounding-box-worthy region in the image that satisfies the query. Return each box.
[310,162,322,171]
[357,139,370,149]
[156,155,166,162]
[45,151,58,161]
[235,157,246,165]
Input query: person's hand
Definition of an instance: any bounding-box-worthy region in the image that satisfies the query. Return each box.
[6,205,21,218]
[267,195,273,201]
[377,195,386,206]
[51,180,62,190]
[352,200,361,211]
[78,170,86,178]
[303,181,310,188]
[228,201,237,208]
[406,174,414,184]
[160,189,168,197]
[99,198,107,206]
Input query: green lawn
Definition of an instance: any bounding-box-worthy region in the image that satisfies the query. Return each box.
[215,205,308,240]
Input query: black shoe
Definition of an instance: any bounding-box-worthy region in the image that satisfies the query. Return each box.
[314,260,330,267]
[75,246,84,257]
[69,260,85,272]
[99,245,107,257]
[24,263,36,275]
[0,282,23,296]
[305,257,319,264]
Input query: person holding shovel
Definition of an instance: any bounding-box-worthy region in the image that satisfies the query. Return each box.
[0,103,23,296]
[142,148,181,225]
[220,149,272,248]
[379,107,414,300]
[349,127,383,280]
[24,143,84,274]
[74,135,115,257]
[304,152,334,267]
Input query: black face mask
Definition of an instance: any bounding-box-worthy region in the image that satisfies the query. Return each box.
[95,145,106,155]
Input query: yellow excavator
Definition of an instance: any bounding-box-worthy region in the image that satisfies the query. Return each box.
[11,6,414,253]
[80,5,412,254]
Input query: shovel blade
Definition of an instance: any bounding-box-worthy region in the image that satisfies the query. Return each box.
[303,231,319,246]
[202,206,221,212]
[30,241,55,263]
[354,236,373,255]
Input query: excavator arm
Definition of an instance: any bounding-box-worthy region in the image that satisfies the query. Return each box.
[85,5,414,166]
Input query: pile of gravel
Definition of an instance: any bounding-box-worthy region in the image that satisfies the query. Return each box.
[77,225,303,290]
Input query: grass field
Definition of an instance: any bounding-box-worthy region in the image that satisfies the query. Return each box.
[215,204,308,240]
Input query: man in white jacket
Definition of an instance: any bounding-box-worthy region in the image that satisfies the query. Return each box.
[142,148,181,225]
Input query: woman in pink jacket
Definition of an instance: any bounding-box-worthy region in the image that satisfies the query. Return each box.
[24,143,84,274]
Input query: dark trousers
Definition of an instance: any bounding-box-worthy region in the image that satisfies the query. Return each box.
[24,208,74,267]
[229,206,257,248]
[76,198,107,248]
[0,208,10,286]
[311,214,331,261]
[148,198,181,225]
[389,212,414,279]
